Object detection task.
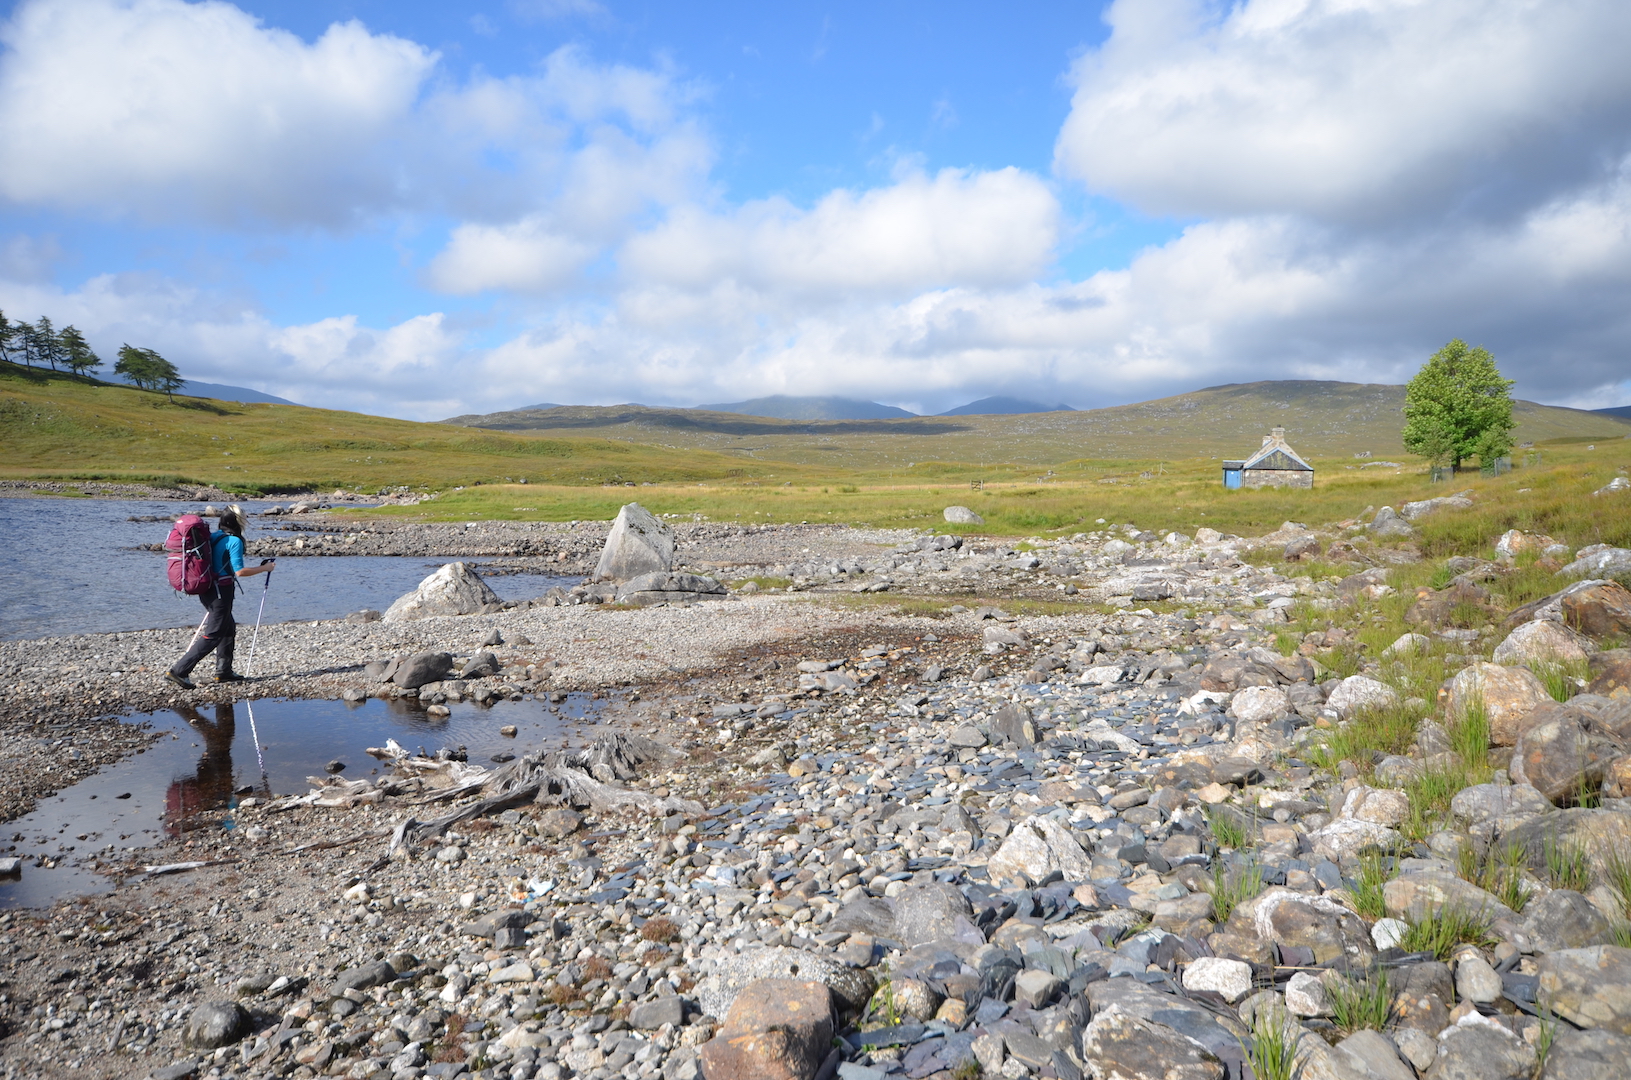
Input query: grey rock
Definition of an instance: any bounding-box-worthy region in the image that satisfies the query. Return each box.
[594,503,675,582]
[391,651,454,690]
[1392,1027,1437,1072]
[1013,968,1063,1008]
[1333,1029,1417,1080]
[383,562,502,622]
[1401,493,1475,521]
[332,959,397,995]
[992,704,1040,747]
[1079,1006,1224,1080]
[615,571,727,606]
[1425,1016,1535,1080]
[1525,892,1615,954]
[1510,711,1616,804]
[1454,954,1503,1004]
[892,882,983,947]
[1372,506,1415,537]
[1539,1026,1631,1080]
[1087,979,1242,1061]
[943,506,984,525]
[182,1001,248,1049]
[1505,809,1631,881]
[629,996,687,1030]
[1182,957,1253,1003]
[1538,947,1631,1034]
[151,1061,201,1080]
[1450,782,1554,825]
[459,650,499,678]
[948,723,987,748]
[345,608,382,624]
[696,946,875,1018]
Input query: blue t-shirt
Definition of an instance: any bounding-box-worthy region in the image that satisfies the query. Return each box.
[211,531,245,579]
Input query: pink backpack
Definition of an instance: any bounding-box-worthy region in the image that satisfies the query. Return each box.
[165,515,218,595]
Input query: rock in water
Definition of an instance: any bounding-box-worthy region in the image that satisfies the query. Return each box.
[594,503,675,582]
[383,562,501,622]
[183,1001,248,1048]
[943,506,984,524]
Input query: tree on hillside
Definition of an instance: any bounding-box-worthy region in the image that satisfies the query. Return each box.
[0,311,16,366]
[115,344,183,400]
[33,317,61,372]
[58,326,100,377]
[1402,339,1516,471]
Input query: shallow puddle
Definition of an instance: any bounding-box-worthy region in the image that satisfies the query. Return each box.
[0,692,614,908]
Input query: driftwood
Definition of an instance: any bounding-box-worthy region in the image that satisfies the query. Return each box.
[362,734,700,873]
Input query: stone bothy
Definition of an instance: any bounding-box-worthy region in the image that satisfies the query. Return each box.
[1223,426,1314,489]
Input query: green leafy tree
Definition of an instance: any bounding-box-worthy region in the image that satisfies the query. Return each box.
[1402,339,1516,471]
[57,326,100,377]
[115,344,183,401]
[33,316,61,371]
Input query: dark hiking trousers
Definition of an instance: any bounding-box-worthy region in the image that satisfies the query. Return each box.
[171,581,237,678]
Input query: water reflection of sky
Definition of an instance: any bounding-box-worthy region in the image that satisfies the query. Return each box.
[0,497,576,639]
[0,692,614,909]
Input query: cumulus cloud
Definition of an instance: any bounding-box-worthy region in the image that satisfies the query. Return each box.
[622,167,1060,296]
[0,0,433,226]
[1055,0,1631,224]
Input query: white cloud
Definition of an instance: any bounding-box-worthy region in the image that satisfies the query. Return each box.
[425,218,595,295]
[622,167,1060,296]
[1055,0,1631,223]
[0,0,434,226]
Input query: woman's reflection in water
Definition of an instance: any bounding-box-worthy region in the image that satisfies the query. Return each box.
[164,702,240,837]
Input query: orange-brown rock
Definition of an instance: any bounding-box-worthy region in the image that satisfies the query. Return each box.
[697,978,833,1080]
[1564,582,1631,640]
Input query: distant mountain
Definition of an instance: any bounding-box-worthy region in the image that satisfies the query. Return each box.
[1595,405,1631,420]
[515,403,563,411]
[696,395,916,420]
[939,396,1074,416]
[115,376,298,405]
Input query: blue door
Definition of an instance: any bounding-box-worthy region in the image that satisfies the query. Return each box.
[1223,468,1242,489]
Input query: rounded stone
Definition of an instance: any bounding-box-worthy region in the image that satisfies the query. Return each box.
[183,1001,249,1049]
[1182,956,1254,1003]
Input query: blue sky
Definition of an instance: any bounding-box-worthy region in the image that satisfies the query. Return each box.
[1,0,1629,419]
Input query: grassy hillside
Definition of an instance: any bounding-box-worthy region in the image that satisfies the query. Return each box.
[447,380,1631,468]
[0,362,805,494]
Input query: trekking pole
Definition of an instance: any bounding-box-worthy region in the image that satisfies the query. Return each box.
[244,560,274,677]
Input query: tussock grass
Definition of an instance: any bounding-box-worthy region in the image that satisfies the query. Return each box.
[1532,658,1591,703]
[1603,847,1631,917]
[1544,835,1593,892]
[1206,807,1253,851]
[1399,907,1496,960]
[1210,859,1266,924]
[1457,841,1533,914]
[1327,970,1394,1034]
[1239,1009,1297,1080]
[1352,851,1397,921]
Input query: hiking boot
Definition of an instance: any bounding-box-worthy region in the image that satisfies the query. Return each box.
[215,671,247,684]
[164,670,195,690]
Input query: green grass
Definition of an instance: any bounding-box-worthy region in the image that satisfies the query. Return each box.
[1206,808,1252,851]
[1532,659,1591,703]
[1400,761,1490,843]
[1398,907,1496,960]
[1210,859,1266,924]
[1352,851,1396,921]
[1544,835,1593,892]
[1456,841,1533,914]
[1603,847,1631,917]
[1309,703,1420,776]
[1239,1009,1297,1080]
[1327,970,1393,1034]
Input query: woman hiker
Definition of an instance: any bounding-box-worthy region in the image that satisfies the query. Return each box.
[165,505,274,689]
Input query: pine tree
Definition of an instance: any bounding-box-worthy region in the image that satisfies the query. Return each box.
[1402,340,1516,472]
[0,311,15,366]
[58,326,101,377]
[33,316,60,371]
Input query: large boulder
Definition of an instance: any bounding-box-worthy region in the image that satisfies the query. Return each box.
[383,562,502,622]
[1248,888,1376,964]
[1401,492,1474,521]
[1425,1014,1535,1080]
[1537,946,1631,1034]
[1561,581,1631,640]
[613,572,725,606]
[1510,708,1619,804]
[891,882,984,948]
[1445,663,1552,746]
[1492,619,1594,665]
[1561,548,1631,580]
[695,946,874,1019]
[593,503,675,583]
[1079,1007,1224,1080]
[1504,808,1631,882]
[1523,889,1614,953]
[1383,870,1519,923]
[393,651,454,689]
[943,506,984,525]
[1327,676,1399,718]
[1540,1027,1631,1080]
[697,979,833,1080]
[1590,649,1631,698]
[986,814,1094,886]
[183,1001,249,1049]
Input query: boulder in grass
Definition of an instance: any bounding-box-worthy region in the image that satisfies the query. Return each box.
[1445,662,1552,746]
[1510,709,1617,805]
[943,505,984,524]
[383,562,502,622]
[1325,675,1398,718]
[1561,581,1631,640]
[1492,619,1595,665]
[593,503,674,583]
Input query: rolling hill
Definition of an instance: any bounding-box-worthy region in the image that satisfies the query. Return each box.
[446,380,1631,468]
[694,395,914,420]
[939,396,1075,416]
